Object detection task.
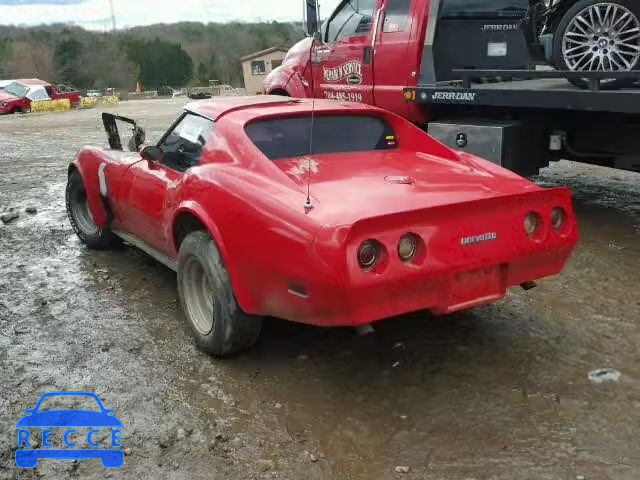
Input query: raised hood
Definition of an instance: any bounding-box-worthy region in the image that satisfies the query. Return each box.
[275,150,538,225]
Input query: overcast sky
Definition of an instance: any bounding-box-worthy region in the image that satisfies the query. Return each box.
[0,0,341,29]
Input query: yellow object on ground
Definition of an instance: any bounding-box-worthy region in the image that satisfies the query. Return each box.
[30,99,71,112]
[79,96,119,109]
[81,97,98,108]
[102,96,119,105]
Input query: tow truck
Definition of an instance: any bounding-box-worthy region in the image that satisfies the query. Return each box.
[264,0,640,176]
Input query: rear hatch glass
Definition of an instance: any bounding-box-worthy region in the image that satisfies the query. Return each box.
[245,115,397,161]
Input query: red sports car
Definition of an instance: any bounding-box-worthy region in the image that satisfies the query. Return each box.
[66,97,578,356]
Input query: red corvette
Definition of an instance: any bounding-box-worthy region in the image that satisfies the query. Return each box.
[67,96,578,356]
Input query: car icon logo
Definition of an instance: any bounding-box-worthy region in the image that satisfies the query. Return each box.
[15,391,124,469]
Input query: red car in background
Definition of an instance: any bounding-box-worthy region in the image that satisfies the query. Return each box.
[66,96,578,356]
[0,79,81,114]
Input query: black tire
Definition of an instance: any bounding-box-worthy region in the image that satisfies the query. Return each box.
[177,231,262,357]
[552,0,640,90]
[66,170,120,249]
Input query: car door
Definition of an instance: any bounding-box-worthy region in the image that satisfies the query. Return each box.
[116,113,214,254]
[313,0,380,104]
[372,0,416,117]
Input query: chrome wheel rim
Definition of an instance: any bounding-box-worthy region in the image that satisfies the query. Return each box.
[562,3,640,72]
[182,256,214,335]
[72,191,99,236]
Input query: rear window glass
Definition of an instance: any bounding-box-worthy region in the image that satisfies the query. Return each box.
[245,115,397,161]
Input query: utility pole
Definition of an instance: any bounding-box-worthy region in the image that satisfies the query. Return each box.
[109,0,116,31]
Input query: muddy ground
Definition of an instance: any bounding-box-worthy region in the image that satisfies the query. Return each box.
[0,99,639,480]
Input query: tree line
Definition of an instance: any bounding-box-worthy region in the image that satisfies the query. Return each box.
[0,21,303,90]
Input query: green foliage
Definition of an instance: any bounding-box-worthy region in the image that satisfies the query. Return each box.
[0,21,303,90]
[123,37,193,89]
[53,38,86,86]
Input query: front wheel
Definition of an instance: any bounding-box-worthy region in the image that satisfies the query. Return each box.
[553,0,640,89]
[177,231,262,357]
[66,170,120,249]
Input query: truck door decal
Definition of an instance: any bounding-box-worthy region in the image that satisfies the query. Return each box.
[323,60,363,83]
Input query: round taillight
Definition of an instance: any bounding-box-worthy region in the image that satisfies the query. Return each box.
[358,240,379,270]
[524,212,542,238]
[551,207,566,230]
[398,234,418,261]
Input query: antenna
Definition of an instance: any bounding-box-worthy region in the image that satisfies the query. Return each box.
[108,0,117,31]
[305,1,321,211]
[305,36,316,211]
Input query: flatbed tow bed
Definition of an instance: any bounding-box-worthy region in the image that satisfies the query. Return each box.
[404,70,640,174]
[406,70,640,114]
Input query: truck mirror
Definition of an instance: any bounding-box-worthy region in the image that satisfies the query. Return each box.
[304,0,320,36]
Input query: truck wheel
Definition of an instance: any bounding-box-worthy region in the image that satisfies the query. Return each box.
[553,0,640,89]
[177,231,262,357]
[66,170,120,249]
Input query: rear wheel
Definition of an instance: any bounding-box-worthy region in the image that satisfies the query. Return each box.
[553,0,640,89]
[177,231,262,357]
[66,170,120,249]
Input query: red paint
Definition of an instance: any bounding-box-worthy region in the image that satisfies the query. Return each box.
[72,97,578,326]
[0,79,81,114]
[264,0,429,123]
[0,89,30,114]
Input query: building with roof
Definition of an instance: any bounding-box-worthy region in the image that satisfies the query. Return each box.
[240,47,288,95]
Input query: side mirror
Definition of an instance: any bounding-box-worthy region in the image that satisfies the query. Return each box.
[140,145,163,163]
[304,0,320,37]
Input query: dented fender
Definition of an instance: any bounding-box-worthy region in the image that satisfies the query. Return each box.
[69,149,112,228]
[263,44,312,98]
[264,68,311,98]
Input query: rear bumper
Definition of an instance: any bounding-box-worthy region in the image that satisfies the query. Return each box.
[272,244,574,327]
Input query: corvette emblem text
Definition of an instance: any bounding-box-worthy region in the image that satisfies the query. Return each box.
[460,232,498,245]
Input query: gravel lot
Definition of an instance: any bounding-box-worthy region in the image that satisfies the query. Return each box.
[0,99,639,480]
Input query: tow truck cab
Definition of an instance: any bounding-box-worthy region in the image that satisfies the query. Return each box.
[266,0,640,176]
[264,0,531,123]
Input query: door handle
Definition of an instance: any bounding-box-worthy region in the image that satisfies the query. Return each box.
[363,47,372,65]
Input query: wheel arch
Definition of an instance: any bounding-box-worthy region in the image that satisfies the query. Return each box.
[546,0,576,32]
[264,66,310,98]
[67,158,110,228]
[171,204,256,311]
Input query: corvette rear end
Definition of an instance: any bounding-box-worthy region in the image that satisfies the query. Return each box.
[295,186,577,327]
[67,96,579,356]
